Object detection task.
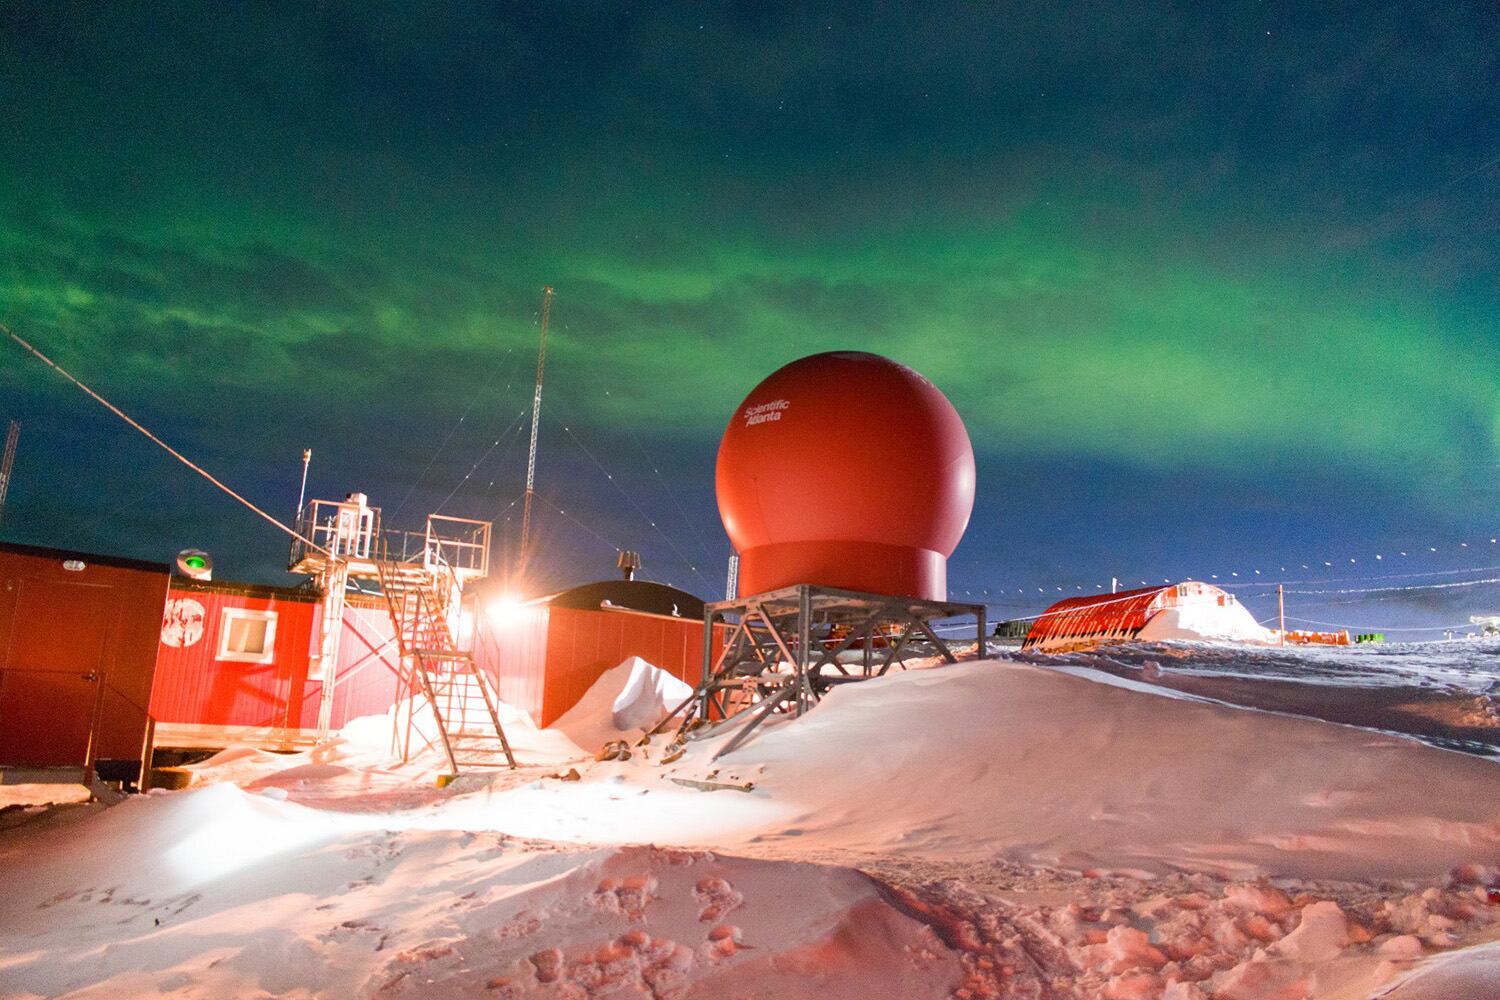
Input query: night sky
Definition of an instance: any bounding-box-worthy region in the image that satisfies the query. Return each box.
[4,3,1499,633]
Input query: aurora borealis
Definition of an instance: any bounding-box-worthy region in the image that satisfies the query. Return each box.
[3,4,1499,628]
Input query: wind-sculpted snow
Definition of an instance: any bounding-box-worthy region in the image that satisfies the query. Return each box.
[0,796,962,999]
[1021,639,1500,694]
[454,661,1500,882]
[5,660,1500,998]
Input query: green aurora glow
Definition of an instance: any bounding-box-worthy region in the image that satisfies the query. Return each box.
[2,3,1498,615]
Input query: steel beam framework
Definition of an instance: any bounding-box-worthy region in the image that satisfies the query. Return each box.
[655,584,986,758]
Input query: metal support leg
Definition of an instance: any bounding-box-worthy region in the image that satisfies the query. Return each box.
[681,585,985,754]
[796,585,811,716]
[699,605,715,722]
[713,681,797,760]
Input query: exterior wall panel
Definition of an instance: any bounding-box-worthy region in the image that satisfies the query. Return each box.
[296,602,402,730]
[0,543,169,769]
[150,586,317,731]
[154,586,403,743]
[473,605,550,724]
[538,607,714,727]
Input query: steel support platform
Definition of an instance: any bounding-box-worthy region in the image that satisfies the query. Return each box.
[654,583,986,759]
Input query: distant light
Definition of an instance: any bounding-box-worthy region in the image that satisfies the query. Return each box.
[184,555,207,570]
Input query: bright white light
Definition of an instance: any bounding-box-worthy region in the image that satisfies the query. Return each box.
[486,593,525,629]
[456,606,477,647]
[165,787,340,887]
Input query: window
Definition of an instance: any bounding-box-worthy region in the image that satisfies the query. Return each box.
[216,608,278,663]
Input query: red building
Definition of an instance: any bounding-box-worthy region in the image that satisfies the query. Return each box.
[474,578,721,728]
[148,575,719,748]
[3,528,720,773]
[1022,580,1282,652]
[150,579,401,749]
[0,542,170,783]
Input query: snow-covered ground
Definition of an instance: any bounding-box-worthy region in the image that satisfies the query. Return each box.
[3,656,1498,999]
[1029,638,1500,695]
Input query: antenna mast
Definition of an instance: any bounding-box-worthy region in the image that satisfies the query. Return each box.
[518,286,554,579]
[0,420,18,528]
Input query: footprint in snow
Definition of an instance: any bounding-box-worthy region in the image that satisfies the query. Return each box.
[693,878,744,923]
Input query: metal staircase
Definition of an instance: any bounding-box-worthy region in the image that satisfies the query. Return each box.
[377,557,516,775]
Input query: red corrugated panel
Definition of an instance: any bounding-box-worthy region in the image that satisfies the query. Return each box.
[296,603,403,730]
[1022,585,1170,651]
[471,604,721,729]
[473,604,551,724]
[537,607,714,727]
[150,586,317,729]
[0,544,170,767]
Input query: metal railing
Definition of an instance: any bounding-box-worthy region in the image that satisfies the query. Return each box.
[290,502,490,583]
[288,498,382,569]
[423,514,490,581]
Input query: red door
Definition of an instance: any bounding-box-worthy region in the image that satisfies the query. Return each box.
[0,577,112,766]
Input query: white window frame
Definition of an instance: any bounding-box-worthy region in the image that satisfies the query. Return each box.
[216,608,278,664]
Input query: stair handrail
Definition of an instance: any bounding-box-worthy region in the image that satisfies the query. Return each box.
[425,548,467,650]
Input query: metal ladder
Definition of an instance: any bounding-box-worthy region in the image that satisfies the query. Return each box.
[376,558,517,774]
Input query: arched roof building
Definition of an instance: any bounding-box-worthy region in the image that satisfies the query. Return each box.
[1023,580,1273,652]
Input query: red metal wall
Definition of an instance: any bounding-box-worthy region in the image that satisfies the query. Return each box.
[152,585,402,738]
[474,604,551,725]
[0,543,169,768]
[150,584,317,731]
[296,599,402,730]
[539,608,712,726]
[151,583,716,742]
[474,605,718,728]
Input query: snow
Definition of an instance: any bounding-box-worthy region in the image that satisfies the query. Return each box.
[1041,637,1500,694]
[0,790,959,999]
[4,655,1500,998]
[440,660,1500,882]
[1381,938,1500,998]
[1137,598,1276,645]
[552,656,695,752]
[394,693,590,768]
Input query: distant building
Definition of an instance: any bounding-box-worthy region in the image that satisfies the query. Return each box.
[1023,581,1276,653]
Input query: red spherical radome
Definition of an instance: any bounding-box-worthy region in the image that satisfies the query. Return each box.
[715,351,975,601]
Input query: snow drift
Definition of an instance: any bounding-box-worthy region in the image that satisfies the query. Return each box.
[0,787,960,999]
[551,656,695,752]
[465,660,1500,881]
[6,656,1500,998]
[1137,599,1276,644]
